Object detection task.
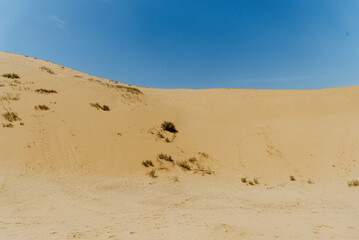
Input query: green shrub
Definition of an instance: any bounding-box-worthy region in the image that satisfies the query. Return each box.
[2,73,20,79]
[161,121,178,133]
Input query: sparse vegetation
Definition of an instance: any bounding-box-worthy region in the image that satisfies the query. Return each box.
[90,102,110,111]
[35,88,57,94]
[2,123,14,128]
[348,180,359,187]
[188,157,197,163]
[2,73,20,79]
[241,177,247,183]
[40,66,55,74]
[290,175,296,181]
[35,105,50,111]
[2,111,21,122]
[161,121,178,133]
[157,153,174,162]
[148,170,157,178]
[177,161,191,171]
[248,181,254,185]
[307,178,314,184]
[253,178,259,184]
[74,75,82,78]
[117,85,142,95]
[142,160,154,168]
[1,93,20,101]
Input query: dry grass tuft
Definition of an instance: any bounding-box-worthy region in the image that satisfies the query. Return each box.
[90,102,110,111]
[348,180,359,187]
[35,105,50,111]
[35,89,57,94]
[142,160,154,168]
[2,73,20,79]
[177,161,191,171]
[148,170,157,178]
[2,111,21,122]
[2,123,14,128]
[117,85,142,95]
[161,121,178,133]
[39,66,55,74]
[157,153,174,163]
[290,175,296,181]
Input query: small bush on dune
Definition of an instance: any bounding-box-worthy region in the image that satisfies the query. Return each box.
[241,177,247,183]
[39,66,55,74]
[148,170,157,178]
[117,85,142,95]
[2,111,21,122]
[348,180,359,187]
[90,102,110,111]
[290,175,296,181]
[157,153,174,163]
[2,123,14,128]
[161,121,178,133]
[177,161,191,171]
[2,73,20,79]
[35,105,50,111]
[142,160,154,168]
[35,88,57,94]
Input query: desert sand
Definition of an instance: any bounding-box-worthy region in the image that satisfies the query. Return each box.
[0,51,359,239]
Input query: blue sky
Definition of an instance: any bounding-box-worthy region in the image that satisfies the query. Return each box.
[1,0,359,89]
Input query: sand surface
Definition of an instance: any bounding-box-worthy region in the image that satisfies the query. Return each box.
[1,52,359,239]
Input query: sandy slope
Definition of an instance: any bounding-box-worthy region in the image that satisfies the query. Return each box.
[1,51,359,239]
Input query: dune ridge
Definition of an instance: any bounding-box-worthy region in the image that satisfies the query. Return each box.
[1,52,359,239]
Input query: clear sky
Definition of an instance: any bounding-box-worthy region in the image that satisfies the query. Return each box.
[1,0,359,89]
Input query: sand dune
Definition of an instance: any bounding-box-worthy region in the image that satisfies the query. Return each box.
[1,52,359,239]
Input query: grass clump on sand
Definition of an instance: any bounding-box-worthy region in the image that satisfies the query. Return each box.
[39,66,55,74]
[142,160,154,168]
[290,175,296,181]
[2,73,20,79]
[161,121,178,133]
[35,105,50,111]
[158,153,174,163]
[117,85,142,95]
[2,111,21,122]
[148,170,157,178]
[90,102,110,111]
[2,123,14,128]
[35,88,57,94]
[177,161,191,171]
[348,180,359,187]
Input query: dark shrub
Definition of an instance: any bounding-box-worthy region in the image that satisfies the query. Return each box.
[161,121,178,133]
[158,153,174,162]
[2,73,20,79]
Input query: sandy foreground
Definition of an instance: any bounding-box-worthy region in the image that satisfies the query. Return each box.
[1,51,359,239]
